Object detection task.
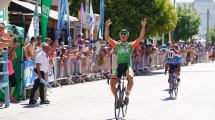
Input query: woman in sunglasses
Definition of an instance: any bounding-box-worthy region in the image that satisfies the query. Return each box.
[105,18,147,106]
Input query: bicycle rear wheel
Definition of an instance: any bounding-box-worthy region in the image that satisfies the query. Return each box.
[169,83,173,99]
[174,84,178,98]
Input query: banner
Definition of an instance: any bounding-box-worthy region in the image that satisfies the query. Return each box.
[74,21,81,45]
[83,12,91,29]
[24,60,37,87]
[41,0,52,42]
[48,66,54,82]
[8,24,24,99]
[55,0,66,40]
[27,0,39,39]
[89,0,94,47]
[99,0,104,39]
[65,0,71,47]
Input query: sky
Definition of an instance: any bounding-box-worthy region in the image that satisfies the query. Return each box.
[172,0,193,2]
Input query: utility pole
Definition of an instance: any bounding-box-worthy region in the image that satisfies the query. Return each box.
[206,9,209,45]
[169,0,176,42]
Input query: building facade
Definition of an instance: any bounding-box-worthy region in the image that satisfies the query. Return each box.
[193,0,215,39]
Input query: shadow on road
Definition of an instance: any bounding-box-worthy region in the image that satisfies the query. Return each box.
[162,89,169,92]
[161,97,176,101]
[106,117,126,120]
[20,103,40,108]
[136,71,164,76]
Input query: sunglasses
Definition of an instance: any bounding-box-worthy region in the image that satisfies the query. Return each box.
[120,33,128,36]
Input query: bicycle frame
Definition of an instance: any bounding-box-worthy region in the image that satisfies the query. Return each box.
[115,75,128,119]
[168,70,178,99]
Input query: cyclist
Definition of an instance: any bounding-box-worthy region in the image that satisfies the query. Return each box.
[165,45,182,85]
[105,18,147,106]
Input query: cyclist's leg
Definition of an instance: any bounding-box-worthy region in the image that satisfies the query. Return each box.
[126,66,134,96]
[110,69,120,98]
[110,78,119,98]
[176,64,181,83]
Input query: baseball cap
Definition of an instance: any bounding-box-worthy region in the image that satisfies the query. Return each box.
[0,23,6,28]
[42,42,49,48]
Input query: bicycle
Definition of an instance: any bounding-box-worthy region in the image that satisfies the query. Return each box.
[114,75,128,119]
[168,70,178,99]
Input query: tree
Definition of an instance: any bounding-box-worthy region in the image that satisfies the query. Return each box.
[104,0,178,40]
[70,0,178,41]
[173,5,201,42]
[209,28,215,45]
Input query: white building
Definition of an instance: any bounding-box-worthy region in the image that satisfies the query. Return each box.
[192,0,215,40]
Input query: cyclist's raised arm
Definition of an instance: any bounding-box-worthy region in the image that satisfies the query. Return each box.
[105,19,118,48]
[130,18,147,49]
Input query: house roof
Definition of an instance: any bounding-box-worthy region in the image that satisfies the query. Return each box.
[11,0,78,22]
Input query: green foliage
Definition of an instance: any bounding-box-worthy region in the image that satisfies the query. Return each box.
[105,0,178,40]
[209,28,215,45]
[173,5,201,42]
[70,0,178,41]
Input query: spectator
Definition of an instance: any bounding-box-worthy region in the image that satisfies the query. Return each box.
[0,23,19,103]
[24,37,36,60]
[8,42,20,102]
[0,23,15,49]
[32,36,43,60]
[60,47,70,84]
[29,43,51,105]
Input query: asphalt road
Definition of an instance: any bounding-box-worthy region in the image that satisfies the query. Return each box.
[0,63,215,120]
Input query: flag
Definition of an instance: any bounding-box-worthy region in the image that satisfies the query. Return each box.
[27,0,39,39]
[85,0,90,13]
[65,0,71,47]
[80,3,84,36]
[99,0,104,39]
[89,0,94,47]
[41,0,52,42]
[0,8,6,23]
[33,0,39,37]
[55,0,66,40]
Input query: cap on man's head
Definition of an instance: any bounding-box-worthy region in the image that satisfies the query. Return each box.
[36,36,42,39]
[46,38,51,41]
[0,23,6,28]
[42,42,49,49]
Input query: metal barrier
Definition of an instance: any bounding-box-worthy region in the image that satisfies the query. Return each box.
[51,54,114,86]
[0,49,10,108]
[49,49,210,87]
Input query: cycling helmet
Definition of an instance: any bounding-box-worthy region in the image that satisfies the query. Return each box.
[119,29,129,37]
[168,50,175,58]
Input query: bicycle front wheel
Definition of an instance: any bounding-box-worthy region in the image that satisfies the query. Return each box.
[121,87,128,117]
[115,87,121,120]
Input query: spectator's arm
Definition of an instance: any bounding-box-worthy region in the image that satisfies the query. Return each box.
[2,34,17,43]
[36,63,42,80]
[0,42,12,48]
[8,43,19,53]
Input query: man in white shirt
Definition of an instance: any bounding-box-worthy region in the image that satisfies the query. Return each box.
[29,43,51,104]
